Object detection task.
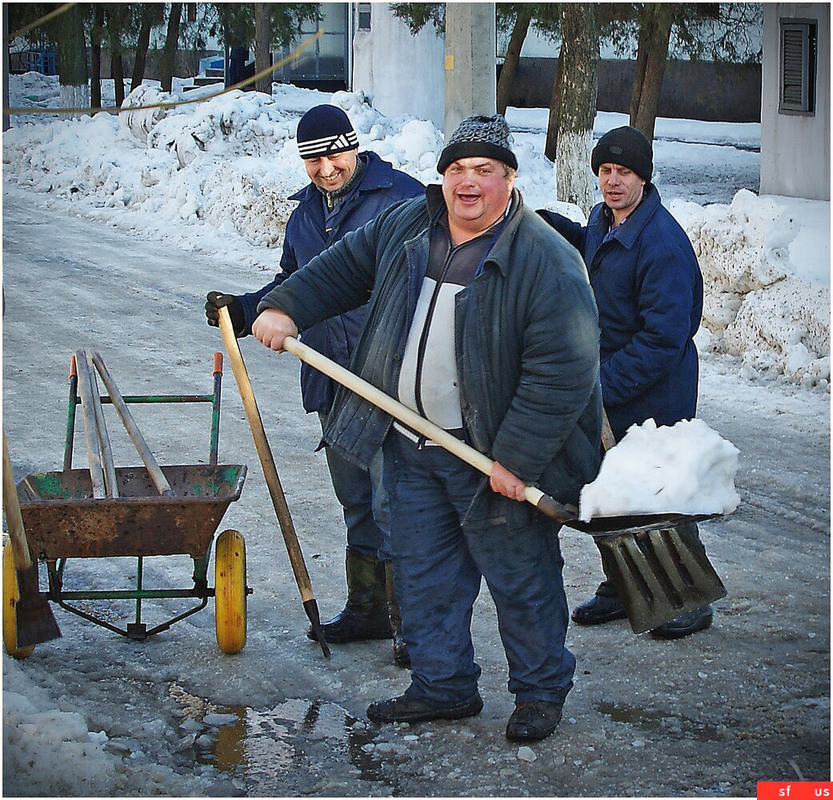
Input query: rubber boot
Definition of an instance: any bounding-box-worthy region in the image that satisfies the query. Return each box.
[307,549,391,644]
[385,562,410,668]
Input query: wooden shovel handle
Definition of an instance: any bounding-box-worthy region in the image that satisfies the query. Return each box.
[281,336,578,524]
[74,350,108,498]
[217,308,315,602]
[3,431,33,569]
[90,351,174,497]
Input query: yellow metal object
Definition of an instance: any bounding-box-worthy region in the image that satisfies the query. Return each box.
[445,54,455,71]
[214,530,247,654]
[3,545,35,660]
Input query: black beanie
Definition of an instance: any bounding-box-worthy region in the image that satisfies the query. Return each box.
[437,114,518,174]
[296,104,359,159]
[591,126,653,181]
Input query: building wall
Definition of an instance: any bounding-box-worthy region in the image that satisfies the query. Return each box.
[507,58,762,123]
[760,3,830,200]
[351,4,445,127]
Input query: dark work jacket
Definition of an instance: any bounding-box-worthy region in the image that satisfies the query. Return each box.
[538,184,703,441]
[236,151,423,413]
[259,187,602,531]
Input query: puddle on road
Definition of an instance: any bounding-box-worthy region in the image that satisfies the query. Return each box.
[170,684,394,794]
[597,701,726,743]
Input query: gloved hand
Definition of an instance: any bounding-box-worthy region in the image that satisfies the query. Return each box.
[205,291,245,336]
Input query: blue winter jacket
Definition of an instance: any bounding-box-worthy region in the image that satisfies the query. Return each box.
[259,186,602,531]
[538,184,703,441]
[236,151,423,413]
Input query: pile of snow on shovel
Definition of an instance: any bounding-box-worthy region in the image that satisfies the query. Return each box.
[579,418,741,522]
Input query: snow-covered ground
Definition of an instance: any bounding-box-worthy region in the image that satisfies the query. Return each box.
[2,73,830,796]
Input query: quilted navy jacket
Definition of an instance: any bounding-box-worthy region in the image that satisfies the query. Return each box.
[236,151,423,413]
[538,184,703,441]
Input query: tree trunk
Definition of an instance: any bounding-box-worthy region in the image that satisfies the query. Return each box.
[629,4,675,140]
[112,51,125,107]
[254,3,272,94]
[497,7,532,117]
[555,5,598,213]
[159,3,183,93]
[90,6,103,110]
[543,50,563,161]
[55,3,89,112]
[130,8,154,92]
[3,5,9,131]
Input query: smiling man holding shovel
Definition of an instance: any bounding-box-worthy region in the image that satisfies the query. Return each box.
[205,105,423,667]
[249,115,602,743]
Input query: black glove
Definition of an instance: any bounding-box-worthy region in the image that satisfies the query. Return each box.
[205,291,245,336]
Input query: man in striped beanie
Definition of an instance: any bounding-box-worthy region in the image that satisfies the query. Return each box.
[205,104,423,666]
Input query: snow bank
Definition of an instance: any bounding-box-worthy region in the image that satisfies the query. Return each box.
[3,657,203,796]
[4,73,829,393]
[579,418,741,522]
[671,190,830,389]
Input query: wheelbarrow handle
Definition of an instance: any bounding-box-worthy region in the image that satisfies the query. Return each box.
[280,336,578,524]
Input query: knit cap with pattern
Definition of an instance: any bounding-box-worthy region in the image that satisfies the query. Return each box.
[296,104,359,159]
[436,114,518,174]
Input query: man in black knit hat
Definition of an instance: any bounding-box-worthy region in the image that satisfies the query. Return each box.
[538,125,713,639]
[205,104,422,666]
[249,114,602,742]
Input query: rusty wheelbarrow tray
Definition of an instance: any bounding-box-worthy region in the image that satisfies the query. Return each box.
[6,353,250,651]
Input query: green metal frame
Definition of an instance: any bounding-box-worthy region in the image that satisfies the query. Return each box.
[50,353,246,640]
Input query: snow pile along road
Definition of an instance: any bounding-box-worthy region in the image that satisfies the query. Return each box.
[3,72,829,393]
[672,190,830,389]
[579,418,741,522]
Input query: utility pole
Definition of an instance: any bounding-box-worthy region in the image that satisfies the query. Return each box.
[443,3,496,138]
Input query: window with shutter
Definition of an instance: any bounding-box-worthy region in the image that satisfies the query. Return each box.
[780,19,817,114]
[358,3,372,31]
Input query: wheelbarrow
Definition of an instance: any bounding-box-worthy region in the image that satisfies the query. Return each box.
[2,351,250,658]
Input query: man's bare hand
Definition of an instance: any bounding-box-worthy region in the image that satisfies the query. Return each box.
[490,461,527,502]
[252,308,299,352]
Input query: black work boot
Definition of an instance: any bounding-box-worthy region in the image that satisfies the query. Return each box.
[367,691,483,724]
[505,701,564,742]
[384,562,410,668]
[650,605,713,639]
[307,549,392,644]
[571,581,627,625]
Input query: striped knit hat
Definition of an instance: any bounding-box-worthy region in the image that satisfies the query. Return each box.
[437,114,517,174]
[296,105,359,159]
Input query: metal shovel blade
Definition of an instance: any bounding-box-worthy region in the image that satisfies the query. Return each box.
[594,524,727,634]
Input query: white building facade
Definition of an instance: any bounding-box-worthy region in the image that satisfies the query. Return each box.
[349,3,445,127]
[759,3,830,200]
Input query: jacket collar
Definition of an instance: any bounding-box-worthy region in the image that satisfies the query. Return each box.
[289,151,394,203]
[424,184,524,277]
[593,183,661,250]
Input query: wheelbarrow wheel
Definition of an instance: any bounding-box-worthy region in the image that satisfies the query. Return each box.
[215,529,246,654]
[3,544,35,660]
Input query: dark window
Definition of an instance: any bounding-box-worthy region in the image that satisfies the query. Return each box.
[358,3,372,31]
[780,19,817,114]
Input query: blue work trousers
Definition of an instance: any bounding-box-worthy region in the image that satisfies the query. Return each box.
[383,431,575,706]
[319,413,391,562]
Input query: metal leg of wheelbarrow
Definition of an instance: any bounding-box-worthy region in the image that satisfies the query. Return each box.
[43,551,251,640]
[594,524,727,634]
